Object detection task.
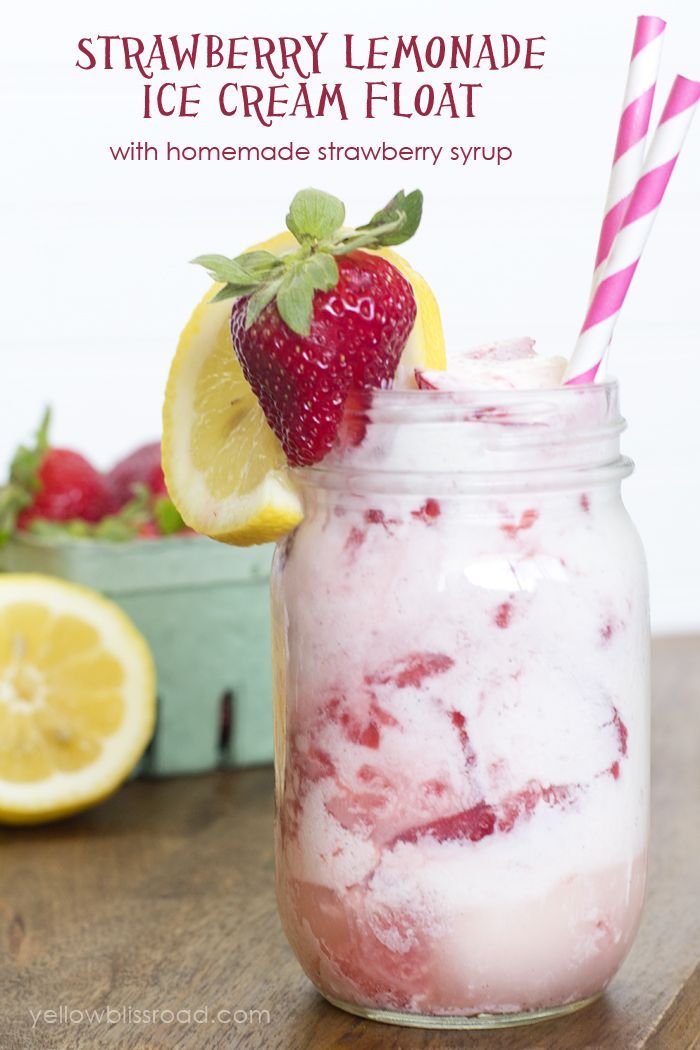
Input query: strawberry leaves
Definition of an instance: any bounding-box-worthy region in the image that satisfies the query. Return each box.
[193,188,423,336]
[276,253,339,336]
[356,189,423,246]
[195,251,282,304]
[286,189,345,244]
[0,409,51,544]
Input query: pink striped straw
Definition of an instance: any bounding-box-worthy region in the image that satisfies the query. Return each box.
[565,75,700,386]
[590,15,666,295]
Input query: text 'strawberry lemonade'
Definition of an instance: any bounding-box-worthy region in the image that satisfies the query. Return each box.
[164,65,700,1020]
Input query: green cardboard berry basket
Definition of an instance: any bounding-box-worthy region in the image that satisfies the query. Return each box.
[0,534,274,775]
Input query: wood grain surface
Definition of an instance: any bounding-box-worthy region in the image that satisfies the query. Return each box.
[1,636,698,1050]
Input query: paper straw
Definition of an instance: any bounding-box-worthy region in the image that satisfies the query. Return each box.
[590,15,666,295]
[565,75,700,386]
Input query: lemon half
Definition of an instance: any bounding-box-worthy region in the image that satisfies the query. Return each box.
[0,575,155,824]
[162,233,446,547]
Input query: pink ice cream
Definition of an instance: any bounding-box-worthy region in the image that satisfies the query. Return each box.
[415,338,567,391]
[272,347,649,1022]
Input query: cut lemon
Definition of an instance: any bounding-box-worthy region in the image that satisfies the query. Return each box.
[162,279,304,547]
[0,575,155,824]
[162,231,446,547]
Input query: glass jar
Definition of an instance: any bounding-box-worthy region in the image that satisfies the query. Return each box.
[271,381,649,1029]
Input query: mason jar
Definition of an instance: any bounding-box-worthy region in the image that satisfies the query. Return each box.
[271,381,649,1029]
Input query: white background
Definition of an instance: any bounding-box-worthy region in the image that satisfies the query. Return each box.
[1,0,698,633]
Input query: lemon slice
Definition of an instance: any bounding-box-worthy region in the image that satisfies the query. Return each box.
[163,282,304,547]
[162,232,446,547]
[376,245,447,379]
[0,575,155,824]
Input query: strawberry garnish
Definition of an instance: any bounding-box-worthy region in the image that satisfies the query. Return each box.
[193,188,423,466]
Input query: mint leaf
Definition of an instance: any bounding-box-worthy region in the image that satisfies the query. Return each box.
[286,189,345,244]
[276,268,316,336]
[154,496,185,536]
[357,189,423,246]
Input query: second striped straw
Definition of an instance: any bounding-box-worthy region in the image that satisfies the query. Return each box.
[564,71,700,386]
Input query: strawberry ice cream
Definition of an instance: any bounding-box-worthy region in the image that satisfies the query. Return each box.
[415,338,567,391]
[271,352,649,1026]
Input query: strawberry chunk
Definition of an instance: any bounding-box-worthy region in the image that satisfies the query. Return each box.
[501,508,539,538]
[411,499,441,522]
[497,781,572,832]
[294,743,336,787]
[610,705,629,756]
[325,697,388,749]
[344,525,366,553]
[451,710,477,767]
[358,722,380,749]
[367,652,454,690]
[391,801,497,847]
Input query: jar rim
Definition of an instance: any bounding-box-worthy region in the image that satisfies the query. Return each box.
[343,379,621,424]
[372,379,617,399]
[297,378,630,492]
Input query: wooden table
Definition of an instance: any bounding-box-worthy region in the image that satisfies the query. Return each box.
[2,637,698,1049]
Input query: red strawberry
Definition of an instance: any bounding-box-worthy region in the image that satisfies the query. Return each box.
[107,441,166,508]
[391,801,497,847]
[194,188,424,467]
[231,252,416,465]
[0,412,112,538]
[17,449,112,528]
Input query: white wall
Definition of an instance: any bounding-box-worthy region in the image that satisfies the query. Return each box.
[2,0,699,633]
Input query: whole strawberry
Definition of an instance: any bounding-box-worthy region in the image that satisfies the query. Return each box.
[194,188,422,466]
[231,252,415,464]
[17,449,112,527]
[0,411,112,539]
[107,441,167,508]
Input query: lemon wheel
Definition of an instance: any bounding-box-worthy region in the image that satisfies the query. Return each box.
[0,574,155,824]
